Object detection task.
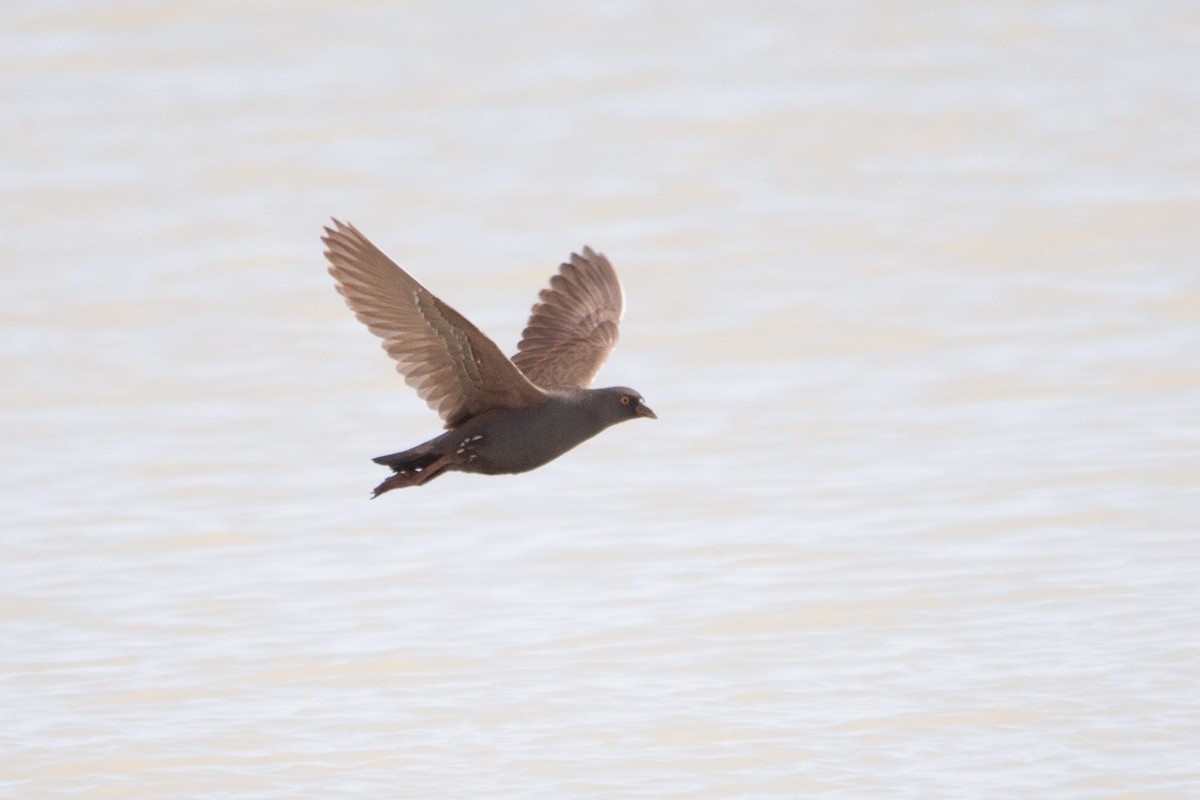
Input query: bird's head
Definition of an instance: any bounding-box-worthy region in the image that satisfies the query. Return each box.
[599,386,656,422]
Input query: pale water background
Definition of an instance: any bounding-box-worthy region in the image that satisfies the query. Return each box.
[2,2,1198,798]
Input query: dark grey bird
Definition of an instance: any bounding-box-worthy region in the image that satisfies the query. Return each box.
[322,219,656,497]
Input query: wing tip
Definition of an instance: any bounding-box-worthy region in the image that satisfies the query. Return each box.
[321,218,364,251]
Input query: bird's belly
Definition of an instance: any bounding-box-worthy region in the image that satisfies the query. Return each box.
[457,406,600,475]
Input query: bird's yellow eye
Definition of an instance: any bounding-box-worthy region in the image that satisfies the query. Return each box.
[620,395,631,405]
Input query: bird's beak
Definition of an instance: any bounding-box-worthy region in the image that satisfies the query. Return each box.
[636,402,657,420]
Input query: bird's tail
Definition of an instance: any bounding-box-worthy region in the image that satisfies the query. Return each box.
[370,445,449,497]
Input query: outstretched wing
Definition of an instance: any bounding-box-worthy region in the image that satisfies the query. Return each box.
[512,247,624,388]
[323,219,546,427]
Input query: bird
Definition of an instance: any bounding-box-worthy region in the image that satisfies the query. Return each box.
[322,219,656,497]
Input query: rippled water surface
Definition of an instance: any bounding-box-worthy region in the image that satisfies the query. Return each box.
[3,2,1198,797]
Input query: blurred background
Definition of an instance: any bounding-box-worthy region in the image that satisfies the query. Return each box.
[2,1,1198,797]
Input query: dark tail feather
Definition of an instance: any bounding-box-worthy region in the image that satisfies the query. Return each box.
[370,446,450,497]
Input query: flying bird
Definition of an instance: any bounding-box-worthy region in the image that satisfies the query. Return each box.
[322,219,656,497]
